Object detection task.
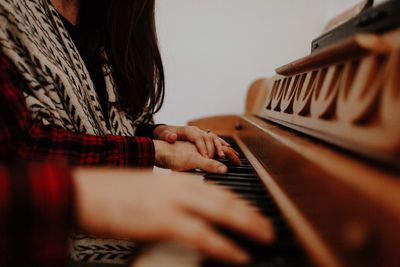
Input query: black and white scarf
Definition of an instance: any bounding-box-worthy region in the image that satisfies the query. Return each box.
[0,0,148,137]
[0,0,150,264]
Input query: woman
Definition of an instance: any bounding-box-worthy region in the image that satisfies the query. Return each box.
[0,0,272,265]
[0,0,236,171]
[0,54,274,266]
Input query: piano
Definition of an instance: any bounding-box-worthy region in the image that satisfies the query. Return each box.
[131,29,400,267]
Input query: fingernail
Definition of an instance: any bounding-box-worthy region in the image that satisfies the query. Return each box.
[260,229,274,242]
[260,221,275,242]
[217,165,227,173]
[232,251,251,264]
[211,239,250,264]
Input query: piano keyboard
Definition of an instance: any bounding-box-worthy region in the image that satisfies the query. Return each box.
[202,137,311,267]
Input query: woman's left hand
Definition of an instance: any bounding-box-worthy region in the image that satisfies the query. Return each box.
[153,125,234,159]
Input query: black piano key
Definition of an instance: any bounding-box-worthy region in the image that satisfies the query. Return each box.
[238,194,273,204]
[222,162,253,169]
[249,202,278,212]
[218,158,251,165]
[258,206,281,216]
[215,184,267,194]
[205,176,260,183]
[276,228,294,240]
[227,166,255,174]
[208,180,263,188]
[205,173,259,180]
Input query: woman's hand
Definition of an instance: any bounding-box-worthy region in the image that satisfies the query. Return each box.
[154,140,241,173]
[153,125,233,159]
[73,168,274,264]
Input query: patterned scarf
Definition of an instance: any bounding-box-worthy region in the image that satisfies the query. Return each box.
[0,0,149,264]
[0,0,148,137]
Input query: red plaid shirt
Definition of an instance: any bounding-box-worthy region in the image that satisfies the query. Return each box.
[0,162,74,267]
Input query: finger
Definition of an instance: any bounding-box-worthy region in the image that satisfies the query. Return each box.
[175,126,201,142]
[231,148,240,157]
[183,184,275,243]
[204,133,215,159]
[159,130,178,143]
[165,132,178,143]
[193,136,209,158]
[222,147,241,165]
[212,135,225,158]
[194,155,227,173]
[219,138,231,147]
[167,133,178,143]
[176,127,208,157]
[178,127,214,158]
[168,216,251,264]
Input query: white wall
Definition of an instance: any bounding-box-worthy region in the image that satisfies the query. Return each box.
[154,0,354,125]
[326,0,364,20]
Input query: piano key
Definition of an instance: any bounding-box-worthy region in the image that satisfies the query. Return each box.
[208,180,263,188]
[244,255,310,267]
[258,206,281,215]
[255,204,282,215]
[218,158,251,165]
[238,193,273,202]
[227,166,255,174]
[205,172,258,178]
[213,184,267,194]
[205,176,260,183]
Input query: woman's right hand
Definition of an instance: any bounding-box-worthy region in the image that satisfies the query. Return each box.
[153,140,241,173]
[73,168,274,264]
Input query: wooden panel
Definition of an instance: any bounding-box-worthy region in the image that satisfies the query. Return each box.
[245,78,269,115]
[256,29,400,166]
[187,115,240,136]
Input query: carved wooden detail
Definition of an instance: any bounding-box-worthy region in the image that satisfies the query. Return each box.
[256,30,400,165]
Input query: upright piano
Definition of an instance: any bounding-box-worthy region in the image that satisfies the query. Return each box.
[131,29,400,267]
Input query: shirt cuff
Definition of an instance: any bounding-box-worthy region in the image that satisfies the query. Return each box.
[126,136,155,167]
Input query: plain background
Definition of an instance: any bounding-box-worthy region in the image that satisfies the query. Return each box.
[154,0,361,125]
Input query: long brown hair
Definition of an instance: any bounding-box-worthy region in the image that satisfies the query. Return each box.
[80,0,165,123]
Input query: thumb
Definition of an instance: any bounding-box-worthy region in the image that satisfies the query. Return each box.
[160,130,178,143]
[166,132,178,143]
[196,156,227,174]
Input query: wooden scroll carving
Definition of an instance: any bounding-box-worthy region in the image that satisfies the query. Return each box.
[257,30,400,165]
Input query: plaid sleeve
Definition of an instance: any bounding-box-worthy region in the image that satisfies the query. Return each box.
[0,54,155,167]
[0,162,75,267]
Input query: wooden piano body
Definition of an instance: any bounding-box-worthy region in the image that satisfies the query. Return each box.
[132,29,400,267]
